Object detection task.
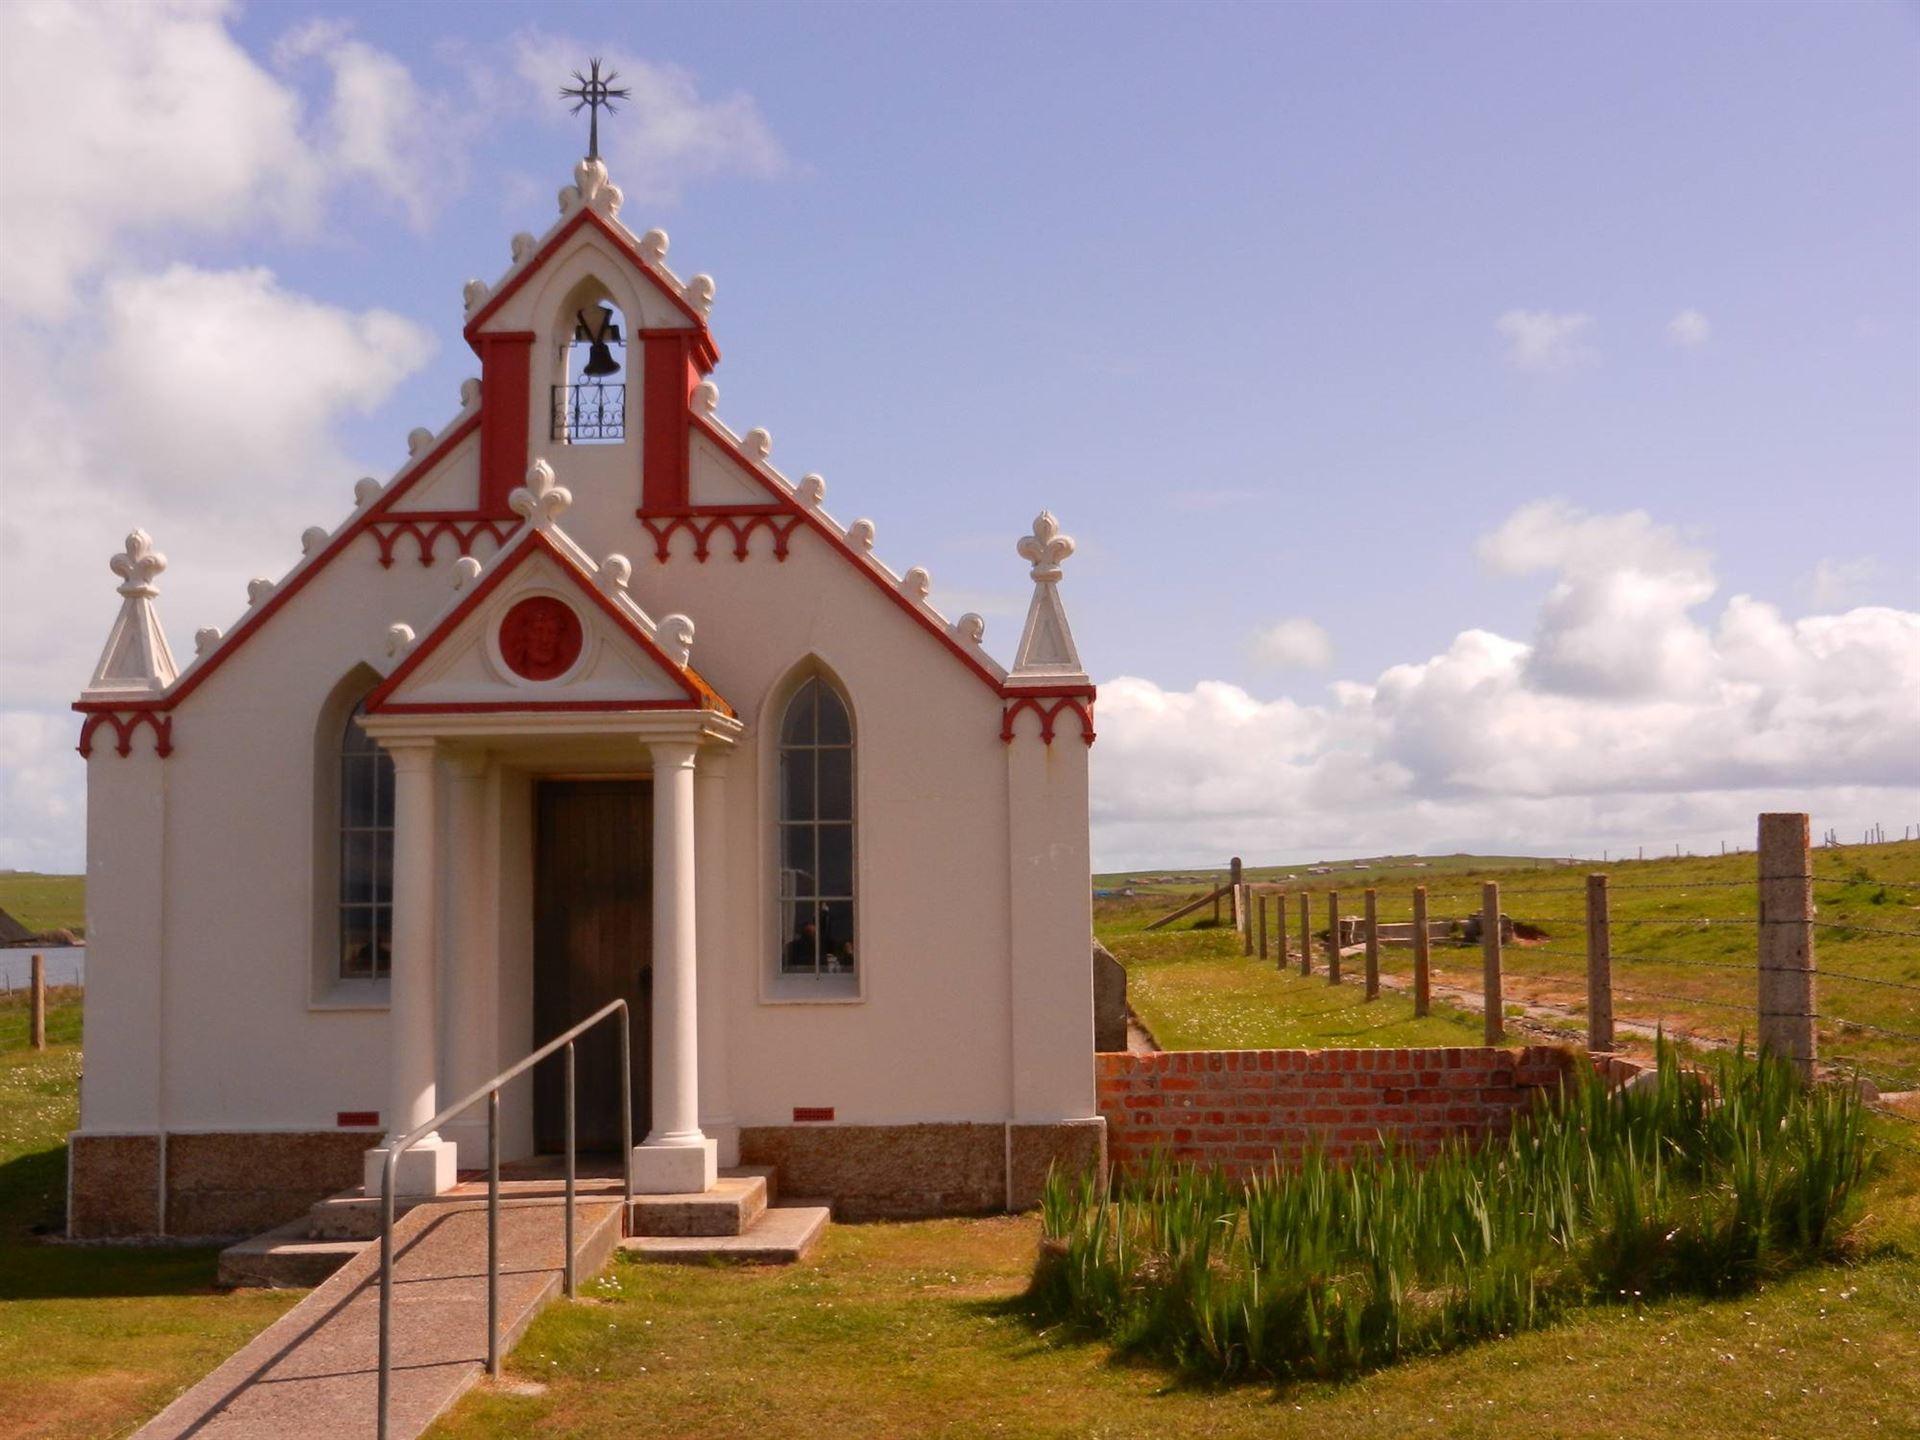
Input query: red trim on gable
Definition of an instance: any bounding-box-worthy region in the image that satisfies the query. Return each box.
[462,209,719,371]
[639,506,802,562]
[373,698,710,715]
[75,413,483,719]
[1001,693,1096,746]
[685,415,1011,697]
[368,513,516,568]
[476,333,534,515]
[76,709,173,759]
[365,528,732,717]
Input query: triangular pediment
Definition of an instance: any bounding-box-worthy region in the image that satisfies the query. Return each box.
[368,527,727,716]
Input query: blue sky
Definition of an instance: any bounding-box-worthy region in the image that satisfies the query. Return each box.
[2,0,1916,870]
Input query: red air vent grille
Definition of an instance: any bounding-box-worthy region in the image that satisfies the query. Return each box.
[337,1111,380,1128]
[792,1106,834,1123]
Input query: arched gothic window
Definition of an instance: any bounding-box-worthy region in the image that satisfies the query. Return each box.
[778,677,855,976]
[338,698,394,980]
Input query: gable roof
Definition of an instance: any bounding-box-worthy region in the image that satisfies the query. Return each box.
[367,522,731,717]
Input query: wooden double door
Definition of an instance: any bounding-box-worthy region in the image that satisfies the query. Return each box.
[533,780,653,1153]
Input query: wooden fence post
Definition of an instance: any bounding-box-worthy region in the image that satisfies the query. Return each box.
[1412,886,1430,1017]
[1586,874,1612,1054]
[1326,891,1342,984]
[1257,892,1269,961]
[1758,812,1816,1083]
[1299,892,1312,977]
[1231,857,1248,949]
[30,953,46,1052]
[1363,888,1379,1000]
[1274,890,1288,971]
[1481,882,1503,1043]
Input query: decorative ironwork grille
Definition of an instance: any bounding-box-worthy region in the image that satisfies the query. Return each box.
[551,382,625,442]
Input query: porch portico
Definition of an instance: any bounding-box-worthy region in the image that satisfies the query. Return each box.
[360,707,742,1200]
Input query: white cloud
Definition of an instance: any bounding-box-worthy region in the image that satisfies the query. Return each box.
[511,34,788,204]
[1805,556,1881,611]
[0,1,452,320]
[1666,308,1712,347]
[1092,503,1920,870]
[1245,618,1334,671]
[1496,309,1596,372]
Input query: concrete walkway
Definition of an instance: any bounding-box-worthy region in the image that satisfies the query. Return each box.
[134,1195,622,1440]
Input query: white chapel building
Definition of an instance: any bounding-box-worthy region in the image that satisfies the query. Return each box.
[70,154,1103,1238]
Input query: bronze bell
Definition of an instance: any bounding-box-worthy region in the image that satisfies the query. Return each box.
[574,306,623,378]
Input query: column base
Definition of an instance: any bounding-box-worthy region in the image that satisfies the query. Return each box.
[702,1120,740,1169]
[631,1136,718,1194]
[363,1136,458,1199]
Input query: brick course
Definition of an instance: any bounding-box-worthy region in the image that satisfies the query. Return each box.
[1096,1046,1578,1177]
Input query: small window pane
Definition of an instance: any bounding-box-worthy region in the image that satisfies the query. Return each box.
[341,907,377,979]
[782,679,818,745]
[819,824,853,899]
[816,686,851,745]
[342,756,377,828]
[373,751,393,827]
[343,831,376,904]
[783,901,821,973]
[817,748,853,821]
[781,825,816,897]
[820,900,855,973]
[781,747,815,822]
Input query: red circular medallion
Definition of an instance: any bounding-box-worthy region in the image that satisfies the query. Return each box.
[499,596,584,681]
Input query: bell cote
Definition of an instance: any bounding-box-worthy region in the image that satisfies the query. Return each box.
[461,158,719,517]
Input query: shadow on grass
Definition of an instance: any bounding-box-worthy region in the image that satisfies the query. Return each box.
[0,1143,228,1302]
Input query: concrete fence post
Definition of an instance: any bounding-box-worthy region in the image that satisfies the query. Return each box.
[1586,874,1613,1054]
[1758,812,1816,1083]
[1257,892,1269,961]
[1363,888,1380,1000]
[1231,857,1248,949]
[30,952,46,1052]
[1299,892,1312,977]
[1482,881,1503,1043]
[1326,891,1342,984]
[1412,886,1430,1017]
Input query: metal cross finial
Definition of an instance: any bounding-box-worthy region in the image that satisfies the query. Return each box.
[559,58,631,163]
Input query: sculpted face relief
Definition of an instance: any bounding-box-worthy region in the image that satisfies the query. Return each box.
[499,596,583,681]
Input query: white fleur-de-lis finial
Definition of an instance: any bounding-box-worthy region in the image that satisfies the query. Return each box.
[87,529,178,696]
[1017,510,1075,582]
[509,458,572,529]
[110,530,167,596]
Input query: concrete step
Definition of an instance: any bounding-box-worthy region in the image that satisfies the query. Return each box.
[626,1170,767,1237]
[218,1220,365,1289]
[620,1201,830,1265]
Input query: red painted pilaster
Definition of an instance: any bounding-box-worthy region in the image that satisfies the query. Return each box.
[640,331,698,513]
[477,332,535,516]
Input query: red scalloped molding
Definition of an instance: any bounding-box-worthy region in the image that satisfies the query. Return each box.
[77,709,173,759]
[639,506,804,563]
[368,513,517,568]
[1001,695,1096,746]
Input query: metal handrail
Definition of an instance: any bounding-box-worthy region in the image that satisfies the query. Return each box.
[376,997,633,1439]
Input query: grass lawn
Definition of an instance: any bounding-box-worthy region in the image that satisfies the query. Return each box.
[0,992,301,1440]
[0,872,85,936]
[429,1147,1920,1440]
[1097,842,1920,1088]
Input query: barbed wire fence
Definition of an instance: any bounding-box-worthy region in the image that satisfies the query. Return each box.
[1220,814,1918,1147]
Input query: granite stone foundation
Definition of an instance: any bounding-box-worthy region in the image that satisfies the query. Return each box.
[738,1120,1108,1220]
[68,1130,376,1239]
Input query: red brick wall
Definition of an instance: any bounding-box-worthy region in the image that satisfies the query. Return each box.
[1096,1046,1578,1177]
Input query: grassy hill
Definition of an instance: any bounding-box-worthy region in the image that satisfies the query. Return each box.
[0,874,84,938]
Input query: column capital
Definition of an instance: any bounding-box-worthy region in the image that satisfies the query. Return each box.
[380,737,439,771]
[647,739,699,772]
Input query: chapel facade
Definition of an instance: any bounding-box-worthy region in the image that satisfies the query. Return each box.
[69,154,1102,1237]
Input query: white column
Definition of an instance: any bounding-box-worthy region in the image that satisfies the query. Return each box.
[363,740,457,1197]
[440,750,494,1168]
[632,739,717,1193]
[695,751,738,1166]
